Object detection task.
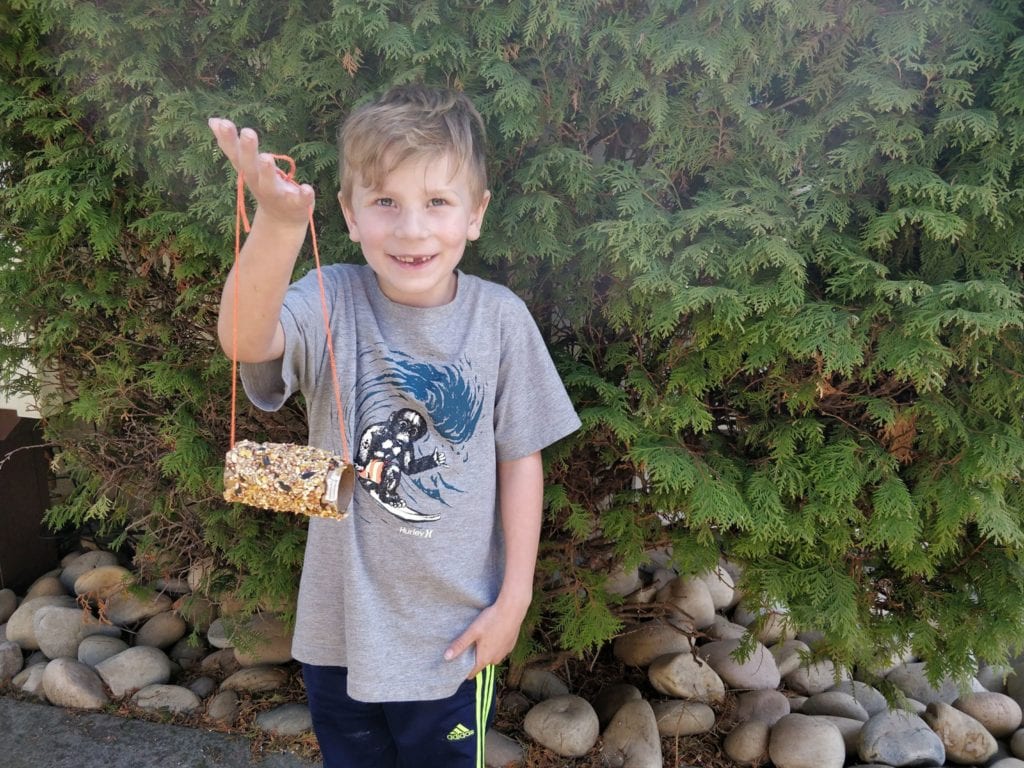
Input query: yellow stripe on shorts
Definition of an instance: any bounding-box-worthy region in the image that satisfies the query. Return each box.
[475,665,496,768]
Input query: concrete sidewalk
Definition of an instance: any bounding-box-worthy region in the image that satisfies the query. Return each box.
[0,696,321,768]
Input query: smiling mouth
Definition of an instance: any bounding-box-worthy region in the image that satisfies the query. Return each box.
[391,253,436,265]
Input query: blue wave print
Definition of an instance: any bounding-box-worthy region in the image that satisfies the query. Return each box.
[358,350,483,446]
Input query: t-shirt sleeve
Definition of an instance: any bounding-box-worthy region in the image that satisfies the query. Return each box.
[239,271,329,412]
[493,300,581,462]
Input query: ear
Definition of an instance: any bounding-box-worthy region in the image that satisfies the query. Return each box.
[466,189,491,242]
[338,191,360,243]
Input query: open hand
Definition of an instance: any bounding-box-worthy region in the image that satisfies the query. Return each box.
[208,117,315,226]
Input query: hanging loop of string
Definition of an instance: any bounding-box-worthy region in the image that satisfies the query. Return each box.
[229,155,351,465]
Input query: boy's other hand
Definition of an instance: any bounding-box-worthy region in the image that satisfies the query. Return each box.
[444,595,529,679]
[208,117,315,227]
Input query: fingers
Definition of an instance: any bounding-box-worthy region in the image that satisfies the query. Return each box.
[208,117,316,221]
[444,628,473,663]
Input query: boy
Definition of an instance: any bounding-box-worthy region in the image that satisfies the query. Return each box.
[210,85,580,767]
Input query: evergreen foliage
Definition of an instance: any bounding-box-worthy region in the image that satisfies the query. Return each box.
[2,0,1023,681]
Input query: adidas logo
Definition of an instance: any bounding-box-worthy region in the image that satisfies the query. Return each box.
[446,723,475,741]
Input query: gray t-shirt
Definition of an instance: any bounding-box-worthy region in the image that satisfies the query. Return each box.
[241,264,580,702]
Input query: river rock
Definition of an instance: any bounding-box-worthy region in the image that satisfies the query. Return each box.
[656,576,715,632]
[768,713,845,768]
[651,700,715,736]
[13,663,47,699]
[605,563,643,598]
[977,663,1011,692]
[922,701,997,764]
[173,595,217,634]
[0,588,17,623]
[887,661,980,705]
[255,703,313,736]
[697,565,737,610]
[135,611,188,649]
[34,605,121,659]
[205,689,240,724]
[169,637,208,669]
[613,622,693,667]
[73,565,134,599]
[815,715,863,755]
[800,690,870,721]
[485,730,524,768]
[42,657,109,710]
[220,664,289,692]
[1013,728,1024,758]
[25,574,68,600]
[6,595,77,650]
[705,615,748,641]
[519,666,569,701]
[207,617,233,649]
[990,759,1024,768]
[698,638,781,690]
[78,635,129,666]
[771,639,810,678]
[131,683,202,715]
[154,577,190,595]
[593,683,643,728]
[95,645,172,697]
[734,689,791,726]
[59,550,119,592]
[830,680,890,716]
[601,699,662,768]
[953,691,1022,737]
[723,720,769,766]
[200,648,241,677]
[187,557,215,594]
[0,639,23,680]
[233,613,293,666]
[183,676,214,699]
[858,710,946,767]
[785,658,845,695]
[523,695,599,757]
[733,602,791,644]
[103,588,173,626]
[648,651,725,703]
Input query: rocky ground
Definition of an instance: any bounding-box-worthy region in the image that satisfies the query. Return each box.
[5,546,1024,767]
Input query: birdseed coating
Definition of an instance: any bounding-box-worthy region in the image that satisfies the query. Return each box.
[223,440,352,520]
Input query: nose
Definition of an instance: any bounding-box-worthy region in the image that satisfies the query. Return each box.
[394,207,428,239]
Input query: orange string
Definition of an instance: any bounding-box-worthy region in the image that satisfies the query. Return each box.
[229,155,351,465]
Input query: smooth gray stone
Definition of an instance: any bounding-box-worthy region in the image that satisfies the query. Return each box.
[255,703,313,736]
[858,710,946,767]
[601,699,662,768]
[131,683,202,715]
[831,680,890,716]
[41,657,109,710]
[94,645,172,697]
[523,695,599,758]
[519,666,570,701]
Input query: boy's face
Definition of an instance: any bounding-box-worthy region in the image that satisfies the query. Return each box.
[339,153,490,308]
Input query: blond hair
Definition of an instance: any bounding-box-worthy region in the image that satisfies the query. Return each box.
[338,84,487,205]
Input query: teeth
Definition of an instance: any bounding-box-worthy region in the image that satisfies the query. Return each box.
[394,254,433,264]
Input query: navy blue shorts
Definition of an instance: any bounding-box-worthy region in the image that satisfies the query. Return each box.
[301,663,496,768]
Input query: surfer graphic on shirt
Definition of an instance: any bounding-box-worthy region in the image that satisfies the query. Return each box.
[355,407,446,523]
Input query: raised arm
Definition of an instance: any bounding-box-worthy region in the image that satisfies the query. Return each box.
[209,118,316,363]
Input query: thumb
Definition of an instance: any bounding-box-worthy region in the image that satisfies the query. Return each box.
[444,625,478,662]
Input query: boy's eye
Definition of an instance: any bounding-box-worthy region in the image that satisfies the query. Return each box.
[375,197,395,207]
[429,198,448,207]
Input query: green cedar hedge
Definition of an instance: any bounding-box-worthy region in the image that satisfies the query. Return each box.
[2,0,1023,682]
